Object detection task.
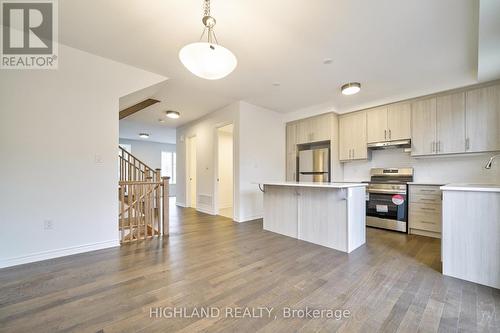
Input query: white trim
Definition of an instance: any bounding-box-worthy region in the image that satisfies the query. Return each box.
[235,214,263,223]
[176,201,187,207]
[0,239,119,269]
[196,206,216,215]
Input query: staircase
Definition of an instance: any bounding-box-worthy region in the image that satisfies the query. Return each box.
[118,146,169,243]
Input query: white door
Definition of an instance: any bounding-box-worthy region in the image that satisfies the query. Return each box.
[187,136,197,208]
[217,125,234,218]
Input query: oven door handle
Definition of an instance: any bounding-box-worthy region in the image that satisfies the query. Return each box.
[367,189,407,195]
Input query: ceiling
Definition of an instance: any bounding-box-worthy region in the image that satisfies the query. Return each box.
[58,0,496,143]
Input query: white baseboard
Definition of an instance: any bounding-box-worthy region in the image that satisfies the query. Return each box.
[235,214,263,223]
[0,239,119,269]
[197,206,216,215]
[176,201,187,207]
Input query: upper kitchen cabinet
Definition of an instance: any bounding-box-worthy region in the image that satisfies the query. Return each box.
[286,123,297,154]
[436,92,466,154]
[339,111,368,161]
[366,104,410,143]
[466,84,500,153]
[412,91,466,156]
[285,123,297,181]
[366,107,388,143]
[387,103,411,141]
[296,113,332,144]
[411,98,437,156]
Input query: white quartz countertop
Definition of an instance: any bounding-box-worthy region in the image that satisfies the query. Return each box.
[440,183,500,193]
[256,181,368,188]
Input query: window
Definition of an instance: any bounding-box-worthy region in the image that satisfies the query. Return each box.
[161,151,176,184]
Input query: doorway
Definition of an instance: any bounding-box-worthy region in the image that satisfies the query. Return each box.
[186,136,197,208]
[216,124,234,219]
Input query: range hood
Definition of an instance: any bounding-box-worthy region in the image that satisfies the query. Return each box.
[367,139,411,150]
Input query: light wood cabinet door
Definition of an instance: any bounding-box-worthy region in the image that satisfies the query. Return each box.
[296,118,312,144]
[286,123,297,154]
[339,112,367,161]
[286,153,297,181]
[351,111,368,160]
[387,103,411,140]
[466,84,500,152]
[366,107,388,143]
[310,113,332,142]
[436,92,466,154]
[339,115,352,161]
[411,98,437,156]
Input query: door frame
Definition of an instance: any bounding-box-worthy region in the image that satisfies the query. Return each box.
[186,135,197,208]
[214,122,235,219]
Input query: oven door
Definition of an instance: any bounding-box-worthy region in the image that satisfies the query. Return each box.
[366,192,408,232]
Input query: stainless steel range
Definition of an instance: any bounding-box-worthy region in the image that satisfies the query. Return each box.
[365,168,414,232]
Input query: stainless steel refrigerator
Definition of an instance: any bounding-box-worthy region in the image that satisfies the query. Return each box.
[298,147,330,182]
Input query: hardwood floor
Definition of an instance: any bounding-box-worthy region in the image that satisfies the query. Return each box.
[1,201,499,333]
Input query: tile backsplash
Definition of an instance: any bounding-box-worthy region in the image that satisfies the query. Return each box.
[343,149,500,183]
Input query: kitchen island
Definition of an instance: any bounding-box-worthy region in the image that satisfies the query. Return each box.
[441,183,500,289]
[259,182,367,253]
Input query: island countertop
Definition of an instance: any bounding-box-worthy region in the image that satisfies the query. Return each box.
[256,181,368,189]
[440,183,500,193]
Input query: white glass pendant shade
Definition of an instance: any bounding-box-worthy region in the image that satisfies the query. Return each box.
[179,42,237,80]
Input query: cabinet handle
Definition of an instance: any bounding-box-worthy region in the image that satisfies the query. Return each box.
[419,221,435,224]
[384,129,387,140]
[352,149,355,159]
[438,141,441,153]
[421,207,436,211]
[465,138,470,151]
[389,129,391,140]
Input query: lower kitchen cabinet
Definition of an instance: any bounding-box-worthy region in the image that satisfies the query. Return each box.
[408,185,442,238]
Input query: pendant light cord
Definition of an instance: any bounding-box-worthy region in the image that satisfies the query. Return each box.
[199,0,219,45]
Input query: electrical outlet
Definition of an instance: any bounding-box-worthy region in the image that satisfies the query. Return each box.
[43,220,53,230]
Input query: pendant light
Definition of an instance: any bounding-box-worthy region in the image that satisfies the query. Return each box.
[179,0,237,80]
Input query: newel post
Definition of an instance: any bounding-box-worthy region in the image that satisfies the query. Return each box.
[161,176,170,236]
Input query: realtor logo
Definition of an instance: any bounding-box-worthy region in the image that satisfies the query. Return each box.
[1,0,58,69]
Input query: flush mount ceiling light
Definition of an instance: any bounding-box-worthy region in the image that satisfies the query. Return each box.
[166,110,180,119]
[179,0,237,80]
[139,133,150,139]
[341,82,361,95]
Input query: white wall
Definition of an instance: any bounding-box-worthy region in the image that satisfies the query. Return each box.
[217,130,233,209]
[176,101,285,222]
[343,149,500,183]
[0,44,166,268]
[118,139,177,196]
[238,102,285,221]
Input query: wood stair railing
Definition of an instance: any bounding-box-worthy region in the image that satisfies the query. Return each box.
[118,147,169,243]
[119,146,160,182]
